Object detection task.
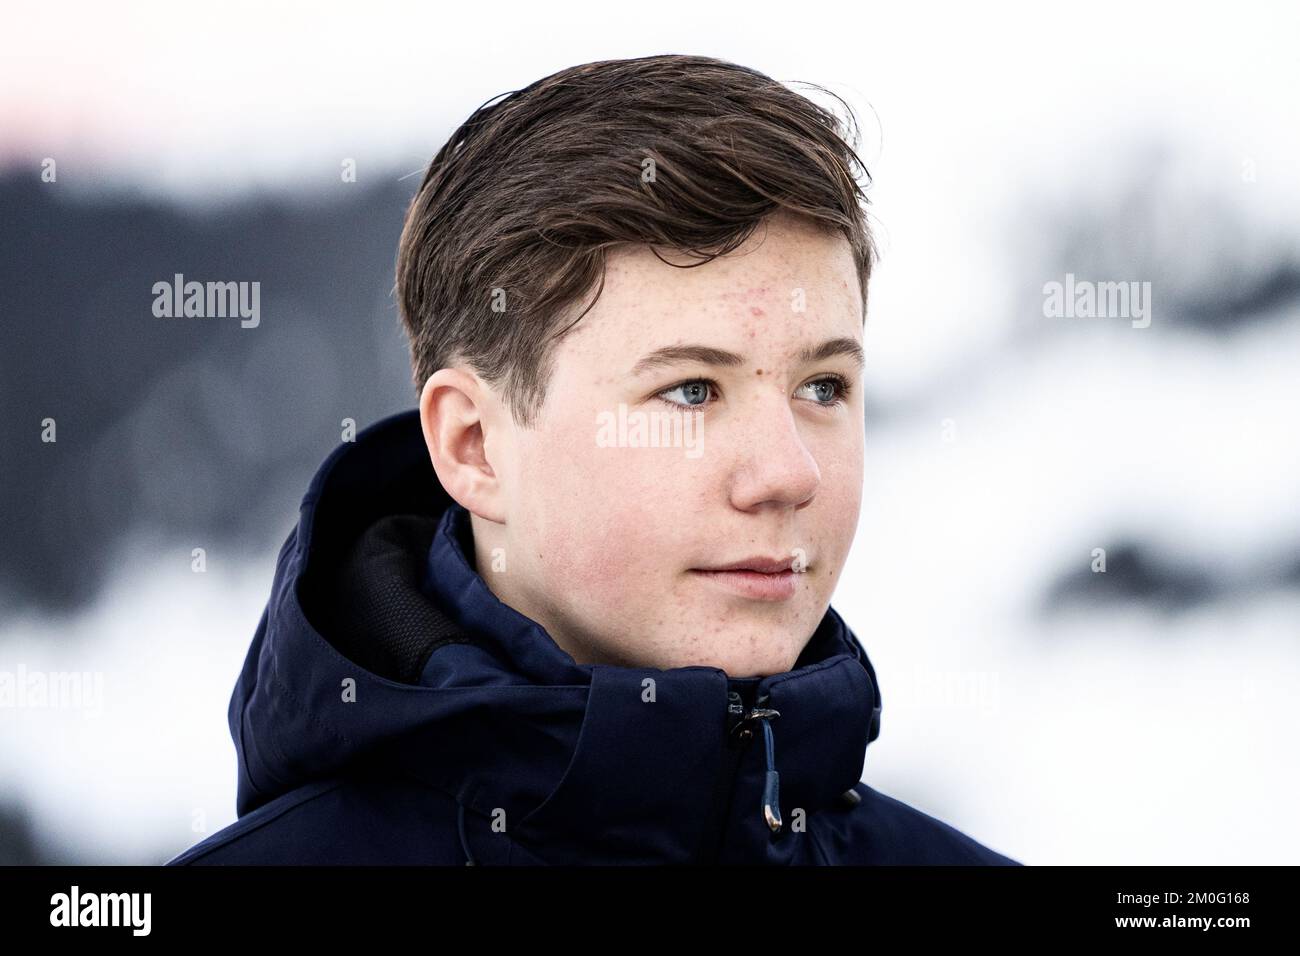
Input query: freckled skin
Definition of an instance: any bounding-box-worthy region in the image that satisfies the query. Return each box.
[450,211,865,678]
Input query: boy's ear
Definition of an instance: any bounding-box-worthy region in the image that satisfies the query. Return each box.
[418,368,506,523]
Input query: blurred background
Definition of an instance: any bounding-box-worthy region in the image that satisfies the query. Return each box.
[1,0,1297,864]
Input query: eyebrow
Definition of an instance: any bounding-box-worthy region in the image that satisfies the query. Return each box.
[629,337,865,376]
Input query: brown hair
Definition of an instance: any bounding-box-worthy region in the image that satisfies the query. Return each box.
[395,53,877,428]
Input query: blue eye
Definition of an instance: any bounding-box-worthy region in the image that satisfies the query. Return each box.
[653,374,851,410]
[795,374,847,405]
[657,380,715,407]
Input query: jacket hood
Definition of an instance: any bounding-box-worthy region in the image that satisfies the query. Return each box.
[228,408,884,864]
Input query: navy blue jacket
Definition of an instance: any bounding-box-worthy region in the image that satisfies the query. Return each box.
[168,409,1021,865]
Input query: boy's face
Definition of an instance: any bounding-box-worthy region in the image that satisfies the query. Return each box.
[470,211,865,677]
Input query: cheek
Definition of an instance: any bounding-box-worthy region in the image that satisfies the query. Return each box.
[815,429,864,562]
[516,420,683,603]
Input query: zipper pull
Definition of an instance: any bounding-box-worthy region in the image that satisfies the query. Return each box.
[727,691,783,834]
[757,711,782,833]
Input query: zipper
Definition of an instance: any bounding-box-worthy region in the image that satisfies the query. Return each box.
[695,687,782,863]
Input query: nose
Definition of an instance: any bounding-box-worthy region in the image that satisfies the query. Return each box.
[728,401,821,512]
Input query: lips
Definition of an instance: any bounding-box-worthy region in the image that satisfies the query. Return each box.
[689,555,806,601]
